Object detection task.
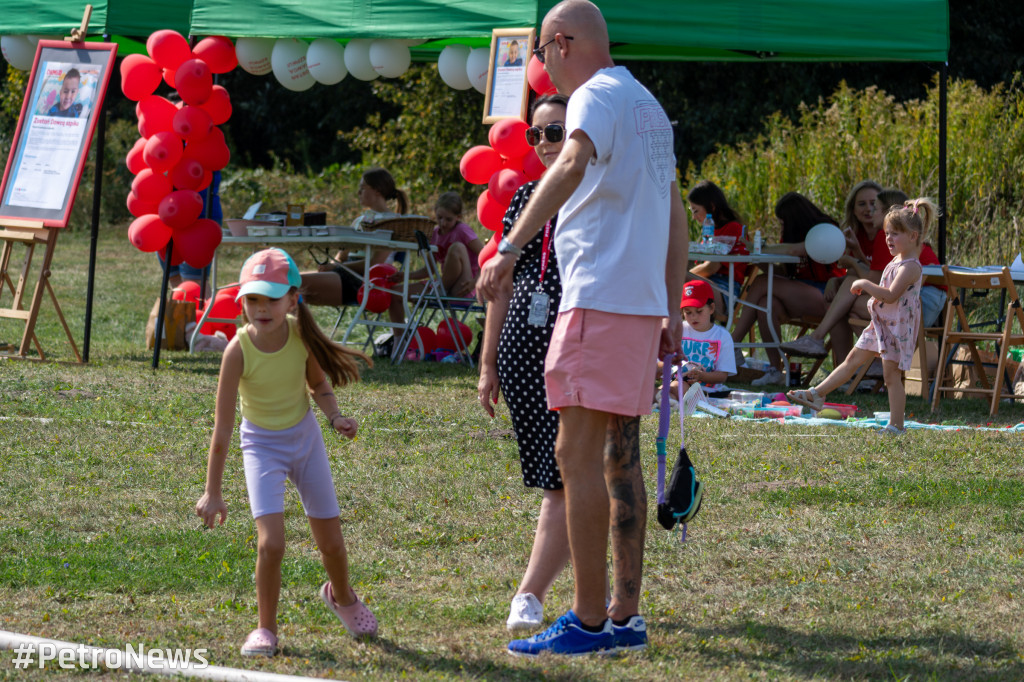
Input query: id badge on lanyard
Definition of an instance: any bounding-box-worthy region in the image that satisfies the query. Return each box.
[527,220,553,327]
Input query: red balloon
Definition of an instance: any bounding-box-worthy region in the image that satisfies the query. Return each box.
[172,106,213,143]
[175,58,213,106]
[176,219,222,269]
[502,152,527,172]
[138,95,177,135]
[158,190,204,230]
[192,36,237,74]
[488,118,532,160]
[522,150,547,181]
[126,138,148,174]
[436,319,472,350]
[196,168,214,192]
[161,240,185,266]
[169,157,206,191]
[183,126,230,171]
[477,235,498,268]
[460,145,504,185]
[369,263,398,281]
[143,131,184,173]
[172,280,201,303]
[199,85,232,125]
[357,278,392,314]
[120,55,163,102]
[412,326,437,355]
[126,191,158,218]
[527,55,556,95]
[488,168,528,205]
[131,168,173,204]
[147,30,192,71]
[163,67,177,89]
[219,284,241,301]
[476,190,508,232]
[198,291,240,335]
[128,214,172,253]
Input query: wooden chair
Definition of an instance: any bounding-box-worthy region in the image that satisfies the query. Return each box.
[930,265,1024,416]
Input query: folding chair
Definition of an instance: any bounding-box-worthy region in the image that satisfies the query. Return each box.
[392,230,485,366]
[930,265,1024,416]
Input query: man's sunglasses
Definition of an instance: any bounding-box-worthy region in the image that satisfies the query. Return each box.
[525,124,566,146]
[533,35,573,64]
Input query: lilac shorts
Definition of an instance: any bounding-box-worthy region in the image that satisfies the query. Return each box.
[240,410,341,519]
[545,308,663,417]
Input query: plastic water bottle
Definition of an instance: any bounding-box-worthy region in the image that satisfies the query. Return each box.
[753,229,763,255]
[701,215,715,246]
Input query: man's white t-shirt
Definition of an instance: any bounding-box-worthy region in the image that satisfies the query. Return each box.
[555,66,676,317]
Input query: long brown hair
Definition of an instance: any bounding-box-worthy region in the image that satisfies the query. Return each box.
[295,298,371,386]
[362,167,409,215]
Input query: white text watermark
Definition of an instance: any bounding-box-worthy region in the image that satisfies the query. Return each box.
[11,641,208,671]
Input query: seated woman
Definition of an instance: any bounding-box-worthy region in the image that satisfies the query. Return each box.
[730,192,843,386]
[779,180,885,362]
[300,167,409,307]
[384,192,484,323]
[686,180,750,321]
[782,186,947,365]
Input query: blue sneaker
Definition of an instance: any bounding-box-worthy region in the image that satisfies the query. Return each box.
[611,615,647,652]
[507,610,615,657]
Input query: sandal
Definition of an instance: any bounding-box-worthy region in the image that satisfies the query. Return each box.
[320,581,378,637]
[787,387,824,412]
[240,628,278,657]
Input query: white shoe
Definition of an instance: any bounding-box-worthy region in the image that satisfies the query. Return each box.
[751,368,784,386]
[507,593,544,632]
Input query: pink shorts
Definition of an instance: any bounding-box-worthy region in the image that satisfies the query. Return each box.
[545,308,663,416]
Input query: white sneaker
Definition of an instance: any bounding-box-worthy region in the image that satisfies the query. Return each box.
[751,368,784,386]
[507,593,544,632]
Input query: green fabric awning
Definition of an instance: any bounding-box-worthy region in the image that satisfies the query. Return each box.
[0,0,949,62]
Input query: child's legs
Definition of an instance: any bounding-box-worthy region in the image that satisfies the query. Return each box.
[815,347,877,398]
[254,513,286,633]
[441,242,475,297]
[518,488,570,603]
[308,516,354,606]
[387,280,425,324]
[883,359,906,429]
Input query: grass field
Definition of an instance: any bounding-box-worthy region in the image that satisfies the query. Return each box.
[1,228,1023,680]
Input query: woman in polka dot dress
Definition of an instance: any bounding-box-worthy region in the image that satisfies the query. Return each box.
[478,94,569,633]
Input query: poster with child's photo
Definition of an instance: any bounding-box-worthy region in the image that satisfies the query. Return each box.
[34,62,97,120]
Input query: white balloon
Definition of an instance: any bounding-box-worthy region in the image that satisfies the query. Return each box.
[307,38,347,85]
[437,44,472,90]
[370,40,411,79]
[805,223,847,264]
[466,47,490,94]
[271,38,315,92]
[344,39,378,81]
[1,35,36,71]
[235,37,275,76]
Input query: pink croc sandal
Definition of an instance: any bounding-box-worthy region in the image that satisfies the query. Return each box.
[240,627,278,657]
[320,581,378,637]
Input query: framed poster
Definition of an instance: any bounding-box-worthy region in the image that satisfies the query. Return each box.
[0,40,118,228]
[482,28,535,124]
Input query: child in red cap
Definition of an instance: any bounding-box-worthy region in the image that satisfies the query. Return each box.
[195,248,379,656]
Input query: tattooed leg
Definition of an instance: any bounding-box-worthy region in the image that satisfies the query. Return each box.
[605,414,646,620]
[555,406,611,626]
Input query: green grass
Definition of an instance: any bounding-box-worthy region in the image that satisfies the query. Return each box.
[1,229,1024,680]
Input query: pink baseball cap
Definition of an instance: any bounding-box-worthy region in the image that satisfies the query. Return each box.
[680,279,713,309]
[236,248,301,300]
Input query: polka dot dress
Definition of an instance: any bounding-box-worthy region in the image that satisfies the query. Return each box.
[496,183,563,491]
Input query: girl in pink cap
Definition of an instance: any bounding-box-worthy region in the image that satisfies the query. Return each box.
[195,247,378,656]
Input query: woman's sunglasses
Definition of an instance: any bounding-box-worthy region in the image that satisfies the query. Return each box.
[525,124,565,146]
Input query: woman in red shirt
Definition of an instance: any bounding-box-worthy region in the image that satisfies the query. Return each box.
[687,180,749,320]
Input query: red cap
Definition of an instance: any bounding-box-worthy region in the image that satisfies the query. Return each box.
[680,279,713,309]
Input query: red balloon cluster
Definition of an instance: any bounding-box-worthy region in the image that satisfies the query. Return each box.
[436,319,473,350]
[462,56,558,269]
[122,31,237,270]
[171,281,239,340]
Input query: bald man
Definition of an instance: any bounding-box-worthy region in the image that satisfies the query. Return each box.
[478,0,688,657]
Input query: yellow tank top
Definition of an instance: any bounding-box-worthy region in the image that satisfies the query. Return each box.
[238,316,309,430]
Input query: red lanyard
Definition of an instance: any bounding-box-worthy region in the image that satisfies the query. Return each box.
[537,220,552,287]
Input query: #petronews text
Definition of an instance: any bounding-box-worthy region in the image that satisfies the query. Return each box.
[11,641,209,670]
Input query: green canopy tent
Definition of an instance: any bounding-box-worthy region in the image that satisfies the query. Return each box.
[0,0,949,360]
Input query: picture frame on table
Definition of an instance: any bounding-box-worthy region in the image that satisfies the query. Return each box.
[482,27,535,124]
[0,40,118,228]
